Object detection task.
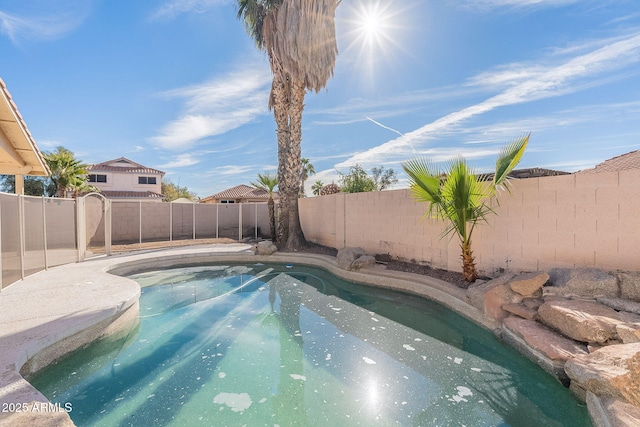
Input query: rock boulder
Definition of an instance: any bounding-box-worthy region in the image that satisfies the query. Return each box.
[597,297,640,316]
[616,312,640,344]
[586,393,640,427]
[502,303,538,320]
[545,268,619,298]
[256,241,277,255]
[351,254,376,270]
[509,271,549,297]
[565,343,640,408]
[502,317,587,385]
[618,272,640,302]
[467,274,521,321]
[336,247,375,271]
[537,299,622,344]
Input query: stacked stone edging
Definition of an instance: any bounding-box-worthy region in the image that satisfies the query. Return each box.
[468,267,640,426]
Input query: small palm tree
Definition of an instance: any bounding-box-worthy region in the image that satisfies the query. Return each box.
[43,146,89,198]
[402,134,529,283]
[311,180,324,196]
[252,173,279,242]
[68,176,99,198]
[299,158,316,197]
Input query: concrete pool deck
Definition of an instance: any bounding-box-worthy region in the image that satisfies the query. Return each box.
[0,243,490,427]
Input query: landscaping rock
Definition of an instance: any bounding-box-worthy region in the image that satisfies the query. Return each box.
[502,303,538,320]
[545,268,619,298]
[537,299,622,344]
[351,254,376,270]
[616,312,640,344]
[565,343,640,408]
[597,297,640,316]
[617,272,640,302]
[336,247,365,270]
[256,241,277,255]
[617,325,640,344]
[509,271,549,297]
[522,297,544,310]
[503,317,587,361]
[586,392,640,427]
[336,247,375,271]
[467,273,521,321]
[502,317,587,385]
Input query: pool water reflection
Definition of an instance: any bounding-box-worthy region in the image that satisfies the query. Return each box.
[30,263,591,426]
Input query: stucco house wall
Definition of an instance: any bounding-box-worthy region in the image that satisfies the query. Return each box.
[87,158,164,202]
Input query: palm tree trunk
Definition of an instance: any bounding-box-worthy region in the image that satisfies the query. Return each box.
[461,241,479,283]
[270,66,290,247]
[285,78,307,249]
[268,198,276,241]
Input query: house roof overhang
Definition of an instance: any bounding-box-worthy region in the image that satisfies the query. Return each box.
[0,78,50,177]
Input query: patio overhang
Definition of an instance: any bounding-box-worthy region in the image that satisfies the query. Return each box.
[0,78,50,177]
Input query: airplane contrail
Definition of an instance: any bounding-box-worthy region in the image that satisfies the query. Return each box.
[365,116,405,137]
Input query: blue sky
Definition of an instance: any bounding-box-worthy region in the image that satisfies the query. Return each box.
[2,0,640,197]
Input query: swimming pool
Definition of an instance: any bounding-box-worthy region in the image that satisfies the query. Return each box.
[30,262,591,426]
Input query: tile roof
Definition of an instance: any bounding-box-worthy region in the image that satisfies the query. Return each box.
[206,184,274,200]
[88,157,165,175]
[577,150,640,174]
[477,168,570,181]
[100,190,163,199]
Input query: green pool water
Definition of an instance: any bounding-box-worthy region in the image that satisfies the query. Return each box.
[30,263,591,426]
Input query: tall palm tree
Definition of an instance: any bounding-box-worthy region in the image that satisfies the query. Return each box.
[299,157,315,197]
[402,135,529,283]
[252,172,279,242]
[43,146,89,198]
[238,0,340,250]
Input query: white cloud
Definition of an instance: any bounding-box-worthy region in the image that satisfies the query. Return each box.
[309,87,476,125]
[149,60,272,150]
[211,165,255,176]
[462,0,579,10]
[151,0,232,20]
[0,2,89,43]
[335,31,640,168]
[158,153,200,168]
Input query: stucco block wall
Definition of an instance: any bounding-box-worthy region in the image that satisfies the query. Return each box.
[141,203,171,241]
[299,170,640,274]
[195,204,218,238]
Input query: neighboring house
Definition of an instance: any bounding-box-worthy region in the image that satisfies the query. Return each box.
[0,78,50,193]
[200,184,277,204]
[576,150,640,174]
[87,157,164,201]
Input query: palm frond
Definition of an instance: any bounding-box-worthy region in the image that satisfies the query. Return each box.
[252,172,278,197]
[439,158,482,242]
[493,133,529,190]
[402,158,442,206]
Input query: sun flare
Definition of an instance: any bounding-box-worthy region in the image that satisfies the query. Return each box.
[354,2,389,45]
[341,0,410,78]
